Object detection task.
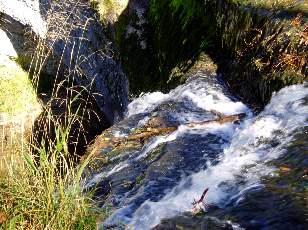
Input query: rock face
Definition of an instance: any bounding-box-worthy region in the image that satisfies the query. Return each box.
[0,0,47,36]
[0,0,128,124]
[114,0,307,106]
[0,0,129,157]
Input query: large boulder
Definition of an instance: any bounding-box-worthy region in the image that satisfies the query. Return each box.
[0,0,129,156]
[0,0,128,124]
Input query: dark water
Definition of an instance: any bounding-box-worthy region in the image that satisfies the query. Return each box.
[84,74,308,229]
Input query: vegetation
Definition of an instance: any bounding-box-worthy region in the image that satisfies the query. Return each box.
[0,73,104,229]
[0,0,111,228]
[90,0,128,22]
[233,0,308,12]
[0,56,40,114]
[148,0,307,104]
[0,133,100,229]
[111,0,306,103]
[0,0,306,228]
[0,82,106,228]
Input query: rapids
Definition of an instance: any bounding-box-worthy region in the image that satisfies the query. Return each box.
[84,72,308,229]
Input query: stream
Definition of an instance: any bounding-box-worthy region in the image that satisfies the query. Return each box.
[84,72,308,229]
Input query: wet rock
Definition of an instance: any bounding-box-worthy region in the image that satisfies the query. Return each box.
[113,0,155,94]
[152,213,234,230]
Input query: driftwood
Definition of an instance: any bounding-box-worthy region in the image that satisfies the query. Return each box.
[186,113,246,127]
[127,127,178,141]
[94,112,246,151]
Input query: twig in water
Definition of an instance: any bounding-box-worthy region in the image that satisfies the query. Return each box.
[192,188,209,206]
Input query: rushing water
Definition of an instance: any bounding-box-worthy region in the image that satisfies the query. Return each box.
[85,73,308,229]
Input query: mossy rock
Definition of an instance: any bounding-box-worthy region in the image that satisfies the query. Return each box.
[90,0,129,22]
[0,55,40,115]
[147,0,307,105]
[94,0,306,104]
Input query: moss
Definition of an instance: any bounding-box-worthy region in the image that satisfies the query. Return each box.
[90,0,129,22]
[135,174,144,184]
[15,53,57,95]
[0,56,40,114]
[113,0,306,104]
[148,0,307,104]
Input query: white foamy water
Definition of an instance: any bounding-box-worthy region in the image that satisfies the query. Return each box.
[87,75,251,190]
[92,75,250,184]
[127,83,308,229]
[127,92,169,117]
[96,75,251,227]
[127,74,250,118]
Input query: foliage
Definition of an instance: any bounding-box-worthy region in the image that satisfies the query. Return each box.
[0,1,112,228]
[0,92,106,229]
[169,0,204,30]
[148,0,307,104]
[0,125,102,229]
[148,0,216,90]
[232,0,308,13]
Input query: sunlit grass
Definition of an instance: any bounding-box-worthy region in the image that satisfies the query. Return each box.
[0,0,113,228]
[0,127,102,229]
[0,55,41,177]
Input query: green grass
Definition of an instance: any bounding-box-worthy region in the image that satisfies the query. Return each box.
[0,56,105,229]
[0,125,104,229]
[0,55,41,178]
[0,1,115,227]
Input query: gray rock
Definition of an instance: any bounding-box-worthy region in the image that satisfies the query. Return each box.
[152,213,234,230]
[0,0,47,36]
[0,0,128,124]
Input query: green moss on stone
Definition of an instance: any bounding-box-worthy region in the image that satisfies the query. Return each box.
[0,55,40,114]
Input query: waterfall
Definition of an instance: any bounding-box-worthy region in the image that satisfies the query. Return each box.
[129,82,308,229]
[85,73,308,229]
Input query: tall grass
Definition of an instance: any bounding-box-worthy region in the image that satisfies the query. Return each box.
[0,134,99,229]
[0,95,106,229]
[0,0,111,228]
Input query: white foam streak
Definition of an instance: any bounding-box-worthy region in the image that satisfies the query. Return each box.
[126,76,250,118]
[182,89,247,115]
[127,92,168,116]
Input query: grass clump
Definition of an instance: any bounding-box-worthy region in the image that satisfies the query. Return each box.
[0,1,112,228]
[0,74,105,228]
[0,125,102,229]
